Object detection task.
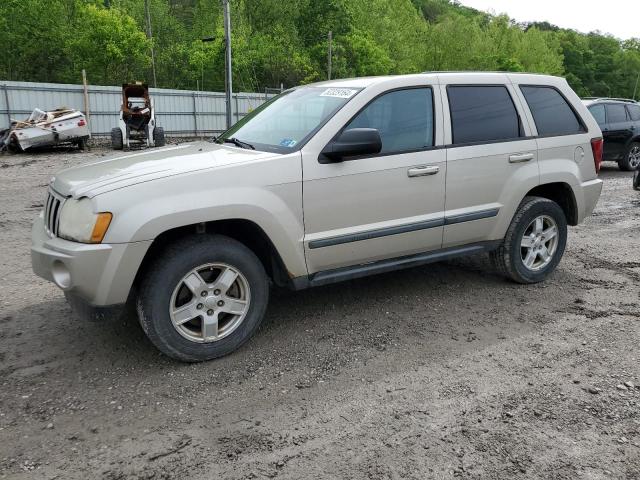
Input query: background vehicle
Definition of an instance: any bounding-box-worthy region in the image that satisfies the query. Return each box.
[32,73,603,362]
[111,83,165,150]
[583,98,640,171]
[1,107,89,152]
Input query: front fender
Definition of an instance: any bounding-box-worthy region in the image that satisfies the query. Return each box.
[96,155,307,277]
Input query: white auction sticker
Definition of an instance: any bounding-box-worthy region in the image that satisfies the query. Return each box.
[319,88,357,98]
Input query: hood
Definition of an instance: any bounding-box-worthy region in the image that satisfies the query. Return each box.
[51,142,275,198]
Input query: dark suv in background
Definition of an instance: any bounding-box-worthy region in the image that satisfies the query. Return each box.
[583,98,640,171]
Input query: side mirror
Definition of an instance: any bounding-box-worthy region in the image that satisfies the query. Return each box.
[320,128,382,163]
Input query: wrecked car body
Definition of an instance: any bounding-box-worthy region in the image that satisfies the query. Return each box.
[1,108,90,152]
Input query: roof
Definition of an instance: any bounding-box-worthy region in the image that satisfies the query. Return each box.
[299,71,566,90]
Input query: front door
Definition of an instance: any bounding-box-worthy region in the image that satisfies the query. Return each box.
[301,85,446,274]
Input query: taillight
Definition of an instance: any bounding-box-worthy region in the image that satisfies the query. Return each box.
[77,119,86,127]
[590,137,603,174]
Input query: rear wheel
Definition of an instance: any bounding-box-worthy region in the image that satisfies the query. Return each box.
[136,235,269,362]
[111,128,123,150]
[153,127,165,147]
[619,142,640,171]
[76,136,89,151]
[491,196,567,284]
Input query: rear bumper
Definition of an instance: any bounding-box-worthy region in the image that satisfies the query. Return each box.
[31,213,151,307]
[577,178,603,223]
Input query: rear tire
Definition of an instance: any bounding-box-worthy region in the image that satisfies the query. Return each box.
[111,128,123,150]
[618,142,640,171]
[633,168,640,191]
[491,196,567,284]
[136,234,269,362]
[76,136,89,151]
[153,127,165,147]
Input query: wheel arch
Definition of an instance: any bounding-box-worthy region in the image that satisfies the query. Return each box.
[132,219,295,292]
[525,182,578,226]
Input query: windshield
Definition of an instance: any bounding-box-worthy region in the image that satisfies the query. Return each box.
[216,86,361,153]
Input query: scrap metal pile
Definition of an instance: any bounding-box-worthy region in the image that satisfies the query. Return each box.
[0,107,90,152]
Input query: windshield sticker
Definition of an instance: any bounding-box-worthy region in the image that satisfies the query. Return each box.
[279,138,297,147]
[320,88,357,99]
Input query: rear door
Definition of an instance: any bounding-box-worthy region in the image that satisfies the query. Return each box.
[604,103,632,158]
[626,103,640,137]
[440,75,539,248]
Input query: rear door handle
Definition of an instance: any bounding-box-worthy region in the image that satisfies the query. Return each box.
[408,165,439,177]
[508,153,534,164]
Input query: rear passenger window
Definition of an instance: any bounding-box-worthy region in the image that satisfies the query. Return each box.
[606,104,628,123]
[346,88,434,154]
[627,104,640,121]
[520,86,584,136]
[447,86,521,144]
[588,104,606,125]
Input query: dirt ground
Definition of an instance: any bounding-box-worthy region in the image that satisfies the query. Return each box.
[0,146,639,480]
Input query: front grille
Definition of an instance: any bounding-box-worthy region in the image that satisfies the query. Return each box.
[44,189,65,237]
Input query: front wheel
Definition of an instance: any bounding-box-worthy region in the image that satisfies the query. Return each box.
[153,127,165,147]
[491,196,567,284]
[137,235,269,362]
[633,168,640,191]
[111,128,123,150]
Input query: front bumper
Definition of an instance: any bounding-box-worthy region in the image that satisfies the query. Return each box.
[31,213,152,310]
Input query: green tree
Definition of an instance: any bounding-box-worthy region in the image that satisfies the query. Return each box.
[64,4,150,84]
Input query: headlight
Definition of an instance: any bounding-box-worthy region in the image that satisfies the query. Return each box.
[58,198,112,244]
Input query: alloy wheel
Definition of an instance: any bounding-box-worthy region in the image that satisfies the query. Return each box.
[169,263,251,343]
[628,145,640,169]
[520,215,559,271]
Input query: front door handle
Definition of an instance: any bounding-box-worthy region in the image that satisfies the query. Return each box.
[508,153,534,164]
[408,165,439,177]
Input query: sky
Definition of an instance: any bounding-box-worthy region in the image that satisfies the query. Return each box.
[458,0,638,40]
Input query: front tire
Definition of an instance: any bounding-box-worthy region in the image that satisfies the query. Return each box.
[491,196,567,284]
[136,235,269,362]
[111,128,123,150]
[153,127,166,147]
[619,142,640,171]
[633,168,640,191]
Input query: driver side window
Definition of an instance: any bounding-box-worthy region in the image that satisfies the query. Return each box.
[345,88,434,154]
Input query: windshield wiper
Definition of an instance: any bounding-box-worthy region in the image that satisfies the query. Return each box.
[221,137,255,150]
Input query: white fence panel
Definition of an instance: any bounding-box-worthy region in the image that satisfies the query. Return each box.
[0,81,274,137]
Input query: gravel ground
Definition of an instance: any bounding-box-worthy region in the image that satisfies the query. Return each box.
[0,146,639,479]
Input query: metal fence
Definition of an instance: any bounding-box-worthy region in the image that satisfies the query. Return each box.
[0,81,276,137]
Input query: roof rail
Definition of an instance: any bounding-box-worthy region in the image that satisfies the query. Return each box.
[584,97,638,103]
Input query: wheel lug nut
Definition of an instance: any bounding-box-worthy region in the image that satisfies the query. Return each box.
[200,291,207,297]
[214,289,221,295]
[207,309,214,316]
[217,300,224,307]
[196,303,203,310]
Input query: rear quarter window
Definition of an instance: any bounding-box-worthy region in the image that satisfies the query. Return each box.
[627,104,640,121]
[447,85,521,144]
[588,104,606,125]
[520,86,584,136]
